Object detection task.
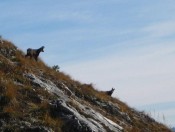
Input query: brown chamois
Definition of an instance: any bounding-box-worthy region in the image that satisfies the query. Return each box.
[106,88,115,96]
[25,46,45,61]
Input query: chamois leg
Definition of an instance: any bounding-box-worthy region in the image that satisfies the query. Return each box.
[25,54,29,58]
[34,56,38,61]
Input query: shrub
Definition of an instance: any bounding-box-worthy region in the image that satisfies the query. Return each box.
[52,65,60,72]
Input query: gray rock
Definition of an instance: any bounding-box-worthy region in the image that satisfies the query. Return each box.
[25,73,123,132]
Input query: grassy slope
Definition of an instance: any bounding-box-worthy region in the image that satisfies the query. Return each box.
[0,40,172,132]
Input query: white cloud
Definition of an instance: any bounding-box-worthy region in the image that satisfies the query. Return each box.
[142,20,175,38]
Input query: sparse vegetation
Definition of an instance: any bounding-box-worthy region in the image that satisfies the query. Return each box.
[52,65,60,72]
[0,40,172,131]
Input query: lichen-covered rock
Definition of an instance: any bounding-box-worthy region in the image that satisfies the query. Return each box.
[25,73,123,132]
[49,100,106,132]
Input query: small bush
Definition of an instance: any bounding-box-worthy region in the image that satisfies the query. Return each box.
[52,65,60,72]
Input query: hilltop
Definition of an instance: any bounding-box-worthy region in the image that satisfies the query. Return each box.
[0,40,172,132]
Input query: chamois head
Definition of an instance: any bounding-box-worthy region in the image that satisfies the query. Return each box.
[111,87,115,92]
[106,87,115,96]
[40,46,45,52]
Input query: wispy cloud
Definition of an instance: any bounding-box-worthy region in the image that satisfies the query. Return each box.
[143,20,175,38]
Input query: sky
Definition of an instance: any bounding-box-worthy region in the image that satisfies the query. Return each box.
[0,0,175,127]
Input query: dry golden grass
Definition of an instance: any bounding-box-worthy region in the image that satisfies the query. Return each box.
[0,40,16,49]
[3,98,20,117]
[30,100,64,131]
[0,71,5,80]
[39,100,49,110]
[44,112,63,127]
[28,102,39,110]
[3,105,14,114]
[5,82,17,100]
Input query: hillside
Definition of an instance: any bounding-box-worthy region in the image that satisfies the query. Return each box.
[0,40,172,132]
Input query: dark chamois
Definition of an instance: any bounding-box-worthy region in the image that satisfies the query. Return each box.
[106,88,115,96]
[25,46,45,61]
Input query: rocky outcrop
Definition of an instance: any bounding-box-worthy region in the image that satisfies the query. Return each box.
[25,73,123,132]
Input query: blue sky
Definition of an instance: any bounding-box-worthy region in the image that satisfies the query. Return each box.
[1,0,175,127]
